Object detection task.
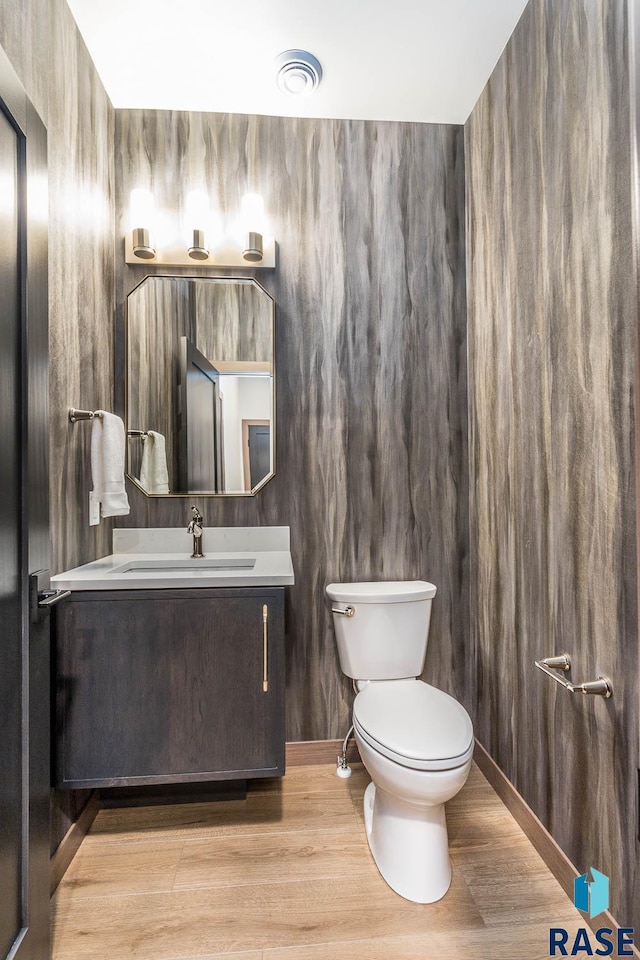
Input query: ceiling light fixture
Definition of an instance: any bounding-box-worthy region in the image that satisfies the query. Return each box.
[275,50,323,97]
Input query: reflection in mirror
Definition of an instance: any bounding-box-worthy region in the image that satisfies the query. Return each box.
[126,276,275,496]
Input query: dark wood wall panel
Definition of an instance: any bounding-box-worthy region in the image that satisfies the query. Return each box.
[465,0,639,928]
[115,111,469,743]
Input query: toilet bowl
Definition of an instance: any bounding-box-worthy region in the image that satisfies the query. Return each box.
[326,580,474,904]
[353,678,473,903]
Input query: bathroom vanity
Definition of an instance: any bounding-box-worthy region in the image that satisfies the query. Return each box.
[51,527,293,791]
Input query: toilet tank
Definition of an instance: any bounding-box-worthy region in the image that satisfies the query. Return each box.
[326,581,436,681]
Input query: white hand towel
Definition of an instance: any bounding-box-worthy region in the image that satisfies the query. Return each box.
[139,430,170,495]
[90,411,130,522]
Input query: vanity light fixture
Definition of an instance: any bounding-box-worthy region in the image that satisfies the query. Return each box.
[240,193,265,263]
[129,188,156,260]
[124,191,275,268]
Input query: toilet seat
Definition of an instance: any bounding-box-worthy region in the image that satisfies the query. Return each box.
[353,679,474,772]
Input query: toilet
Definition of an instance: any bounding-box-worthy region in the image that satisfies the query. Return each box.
[326,580,473,904]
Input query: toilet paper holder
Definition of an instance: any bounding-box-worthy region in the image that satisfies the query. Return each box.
[534,654,612,698]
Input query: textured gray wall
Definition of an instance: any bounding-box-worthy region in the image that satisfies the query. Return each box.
[48,0,115,576]
[0,0,48,123]
[0,0,116,851]
[0,0,116,577]
[115,110,470,743]
[466,0,639,928]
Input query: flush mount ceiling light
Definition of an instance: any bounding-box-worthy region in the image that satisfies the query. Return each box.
[275,50,323,97]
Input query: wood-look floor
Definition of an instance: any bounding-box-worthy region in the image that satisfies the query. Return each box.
[52,762,585,960]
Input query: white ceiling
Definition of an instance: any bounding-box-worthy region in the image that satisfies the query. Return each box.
[65,0,529,125]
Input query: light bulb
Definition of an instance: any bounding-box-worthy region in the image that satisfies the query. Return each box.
[183,190,210,243]
[240,193,266,234]
[129,188,156,259]
[129,188,155,231]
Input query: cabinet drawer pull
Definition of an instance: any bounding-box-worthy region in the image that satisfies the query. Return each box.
[262,604,268,692]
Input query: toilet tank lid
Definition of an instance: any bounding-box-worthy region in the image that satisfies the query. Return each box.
[326,580,436,603]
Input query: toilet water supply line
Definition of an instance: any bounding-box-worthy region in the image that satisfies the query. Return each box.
[336,680,359,778]
[337,725,354,778]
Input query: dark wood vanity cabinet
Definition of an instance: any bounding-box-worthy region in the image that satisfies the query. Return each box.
[53,587,285,789]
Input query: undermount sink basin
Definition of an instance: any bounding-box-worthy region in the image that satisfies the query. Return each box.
[110,557,257,574]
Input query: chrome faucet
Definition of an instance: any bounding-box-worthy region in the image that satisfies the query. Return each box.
[187,506,205,558]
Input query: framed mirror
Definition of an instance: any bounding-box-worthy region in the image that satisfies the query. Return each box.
[126,276,275,496]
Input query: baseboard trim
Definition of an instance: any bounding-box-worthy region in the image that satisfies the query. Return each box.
[474,740,636,953]
[50,792,100,895]
[286,738,360,766]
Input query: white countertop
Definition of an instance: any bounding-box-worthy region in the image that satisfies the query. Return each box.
[51,527,294,591]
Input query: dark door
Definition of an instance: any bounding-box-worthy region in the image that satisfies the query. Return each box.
[178,336,222,493]
[0,45,49,960]
[248,423,270,488]
[0,88,23,960]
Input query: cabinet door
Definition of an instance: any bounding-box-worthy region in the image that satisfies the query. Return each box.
[55,589,285,788]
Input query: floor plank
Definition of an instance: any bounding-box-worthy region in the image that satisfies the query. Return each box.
[155,954,261,960]
[52,873,483,959]
[463,860,578,927]
[160,955,261,960]
[261,922,588,960]
[59,840,185,899]
[85,790,358,846]
[173,830,374,890]
[251,764,357,795]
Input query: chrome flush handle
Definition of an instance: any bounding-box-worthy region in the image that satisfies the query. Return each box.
[331,606,355,618]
